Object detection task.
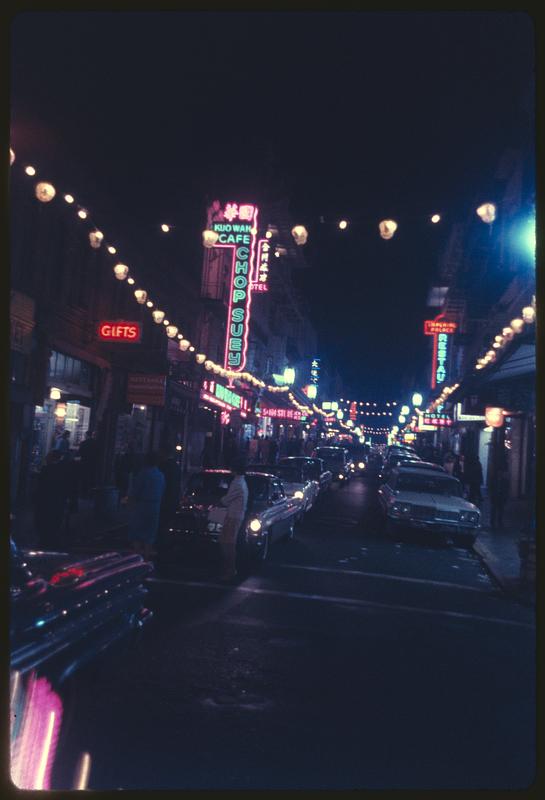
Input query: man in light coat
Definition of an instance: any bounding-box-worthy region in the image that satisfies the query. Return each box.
[219,459,248,581]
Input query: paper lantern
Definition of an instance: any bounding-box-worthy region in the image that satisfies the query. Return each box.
[204,360,214,371]
[485,407,504,428]
[89,230,104,249]
[476,203,496,224]
[77,209,88,220]
[522,305,535,324]
[195,353,206,364]
[202,229,220,248]
[179,339,190,351]
[166,325,178,338]
[107,245,116,254]
[49,387,61,400]
[291,225,308,245]
[502,327,514,341]
[379,219,398,240]
[134,289,147,304]
[510,318,524,334]
[113,263,129,281]
[35,182,56,203]
[25,165,36,176]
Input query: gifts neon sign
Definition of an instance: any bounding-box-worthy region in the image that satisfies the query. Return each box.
[209,202,258,371]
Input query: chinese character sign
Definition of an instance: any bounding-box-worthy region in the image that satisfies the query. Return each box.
[260,406,302,421]
[209,202,259,372]
[424,316,456,389]
[251,239,270,292]
[310,358,320,386]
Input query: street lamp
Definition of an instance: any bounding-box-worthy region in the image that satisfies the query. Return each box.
[401,405,410,416]
[398,414,406,424]
[412,392,423,407]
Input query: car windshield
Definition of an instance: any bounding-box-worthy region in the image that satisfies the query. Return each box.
[396,474,462,496]
[272,465,302,483]
[245,475,270,502]
[315,449,344,463]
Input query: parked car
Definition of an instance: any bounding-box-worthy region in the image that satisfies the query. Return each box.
[313,446,352,485]
[250,462,320,519]
[377,466,481,544]
[10,537,154,789]
[163,469,300,563]
[378,451,422,481]
[278,456,333,494]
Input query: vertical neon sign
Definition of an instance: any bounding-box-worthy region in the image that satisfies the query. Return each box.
[424,314,457,389]
[209,203,259,371]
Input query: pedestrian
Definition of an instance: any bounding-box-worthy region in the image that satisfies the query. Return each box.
[78,430,98,497]
[218,458,248,582]
[54,430,71,458]
[488,456,510,530]
[443,452,456,475]
[259,436,270,464]
[157,444,182,548]
[464,454,483,507]
[248,436,259,463]
[32,451,69,550]
[125,452,166,560]
[268,438,278,465]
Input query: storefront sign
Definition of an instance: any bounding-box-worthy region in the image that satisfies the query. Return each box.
[350,401,358,421]
[425,316,456,389]
[98,321,141,342]
[251,238,270,292]
[259,406,302,421]
[200,380,249,413]
[209,202,259,371]
[421,412,453,427]
[454,403,486,422]
[310,358,320,386]
[424,320,457,335]
[127,374,166,406]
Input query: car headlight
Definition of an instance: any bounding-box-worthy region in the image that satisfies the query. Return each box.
[338,473,344,480]
[358,462,365,469]
[294,490,304,499]
[460,511,479,525]
[249,518,262,532]
[391,502,411,516]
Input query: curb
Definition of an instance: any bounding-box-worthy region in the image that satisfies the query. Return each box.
[473,540,535,608]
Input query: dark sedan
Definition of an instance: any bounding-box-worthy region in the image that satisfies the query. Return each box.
[10,538,153,789]
[278,456,333,493]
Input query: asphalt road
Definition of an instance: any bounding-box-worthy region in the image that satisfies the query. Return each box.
[53,477,536,790]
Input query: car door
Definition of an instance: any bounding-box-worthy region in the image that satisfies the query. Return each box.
[269,478,290,540]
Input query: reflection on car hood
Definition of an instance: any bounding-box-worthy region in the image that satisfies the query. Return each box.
[395,491,479,513]
[282,481,305,495]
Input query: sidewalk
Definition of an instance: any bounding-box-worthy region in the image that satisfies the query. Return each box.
[11,496,131,552]
[473,497,535,607]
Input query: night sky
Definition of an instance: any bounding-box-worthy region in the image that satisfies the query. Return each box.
[10,11,535,401]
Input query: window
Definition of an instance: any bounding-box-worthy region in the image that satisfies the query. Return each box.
[395,474,462,497]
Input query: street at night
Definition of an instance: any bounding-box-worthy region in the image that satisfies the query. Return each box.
[9,10,538,793]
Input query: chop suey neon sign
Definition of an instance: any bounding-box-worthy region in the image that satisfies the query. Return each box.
[209,202,258,372]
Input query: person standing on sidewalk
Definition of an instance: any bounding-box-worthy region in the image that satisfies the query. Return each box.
[126,452,165,559]
[32,451,69,550]
[218,459,248,582]
[463,454,483,506]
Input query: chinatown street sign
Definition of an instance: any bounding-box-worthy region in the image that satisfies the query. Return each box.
[209,202,259,372]
[98,320,141,343]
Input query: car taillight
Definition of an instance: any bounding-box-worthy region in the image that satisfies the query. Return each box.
[49,567,85,586]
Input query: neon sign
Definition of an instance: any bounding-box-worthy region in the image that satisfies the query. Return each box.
[251,238,271,292]
[424,320,457,335]
[425,315,455,389]
[200,380,249,413]
[422,413,453,427]
[259,406,302,420]
[310,357,320,386]
[98,321,141,342]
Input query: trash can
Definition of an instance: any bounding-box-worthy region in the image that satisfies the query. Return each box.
[92,486,120,520]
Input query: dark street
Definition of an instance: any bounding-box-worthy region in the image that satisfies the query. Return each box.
[54,477,535,790]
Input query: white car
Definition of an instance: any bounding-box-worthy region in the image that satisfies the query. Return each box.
[377,466,481,544]
[251,463,320,519]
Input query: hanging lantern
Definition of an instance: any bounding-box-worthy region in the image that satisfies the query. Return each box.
[49,387,61,400]
[64,194,75,204]
[202,229,220,248]
[291,225,308,245]
[152,310,165,324]
[89,230,104,249]
[476,203,496,224]
[166,325,178,338]
[113,263,129,281]
[502,327,514,341]
[134,289,147,304]
[127,277,135,285]
[107,245,116,254]
[25,165,36,176]
[204,360,214,371]
[10,148,15,166]
[485,407,505,428]
[522,305,535,324]
[510,318,524,334]
[35,182,56,203]
[77,209,88,219]
[379,219,398,240]
[486,350,497,362]
[195,353,206,364]
[179,339,190,351]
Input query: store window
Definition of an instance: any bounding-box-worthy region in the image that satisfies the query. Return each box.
[31,400,91,471]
